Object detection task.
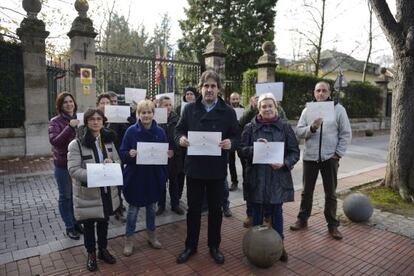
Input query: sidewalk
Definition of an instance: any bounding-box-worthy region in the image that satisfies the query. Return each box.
[1,157,413,275]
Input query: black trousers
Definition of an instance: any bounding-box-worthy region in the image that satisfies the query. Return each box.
[185,177,224,250]
[297,159,339,228]
[83,219,109,253]
[159,173,180,208]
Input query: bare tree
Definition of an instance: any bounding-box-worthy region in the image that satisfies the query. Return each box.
[370,0,414,201]
[362,1,374,82]
[291,0,327,76]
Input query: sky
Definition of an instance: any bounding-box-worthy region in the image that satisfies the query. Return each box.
[0,0,396,66]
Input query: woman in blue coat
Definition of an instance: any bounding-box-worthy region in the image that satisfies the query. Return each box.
[120,99,168,256]
[239,93,300,262]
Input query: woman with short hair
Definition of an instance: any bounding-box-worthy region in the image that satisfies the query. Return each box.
[120,100,168,256]
[67,108,120,272]
[239,93,300,262]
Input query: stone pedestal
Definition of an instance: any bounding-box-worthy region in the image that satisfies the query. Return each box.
[203,28,226,82]
[67,0,98,112]
[375,76,391,129]
[16,0,50,155]
[256,41,277,83]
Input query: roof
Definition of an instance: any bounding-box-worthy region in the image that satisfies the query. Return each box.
[319,50,380,75]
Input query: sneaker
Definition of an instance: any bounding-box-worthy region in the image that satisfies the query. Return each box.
[171,206,185,215]
[223,208,232,217]
[156,206,165,216]
[66,228,80,240]
[289,219,307,231]
[123,236,134,256]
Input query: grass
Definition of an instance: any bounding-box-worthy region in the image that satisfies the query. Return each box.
[358,183,414,217]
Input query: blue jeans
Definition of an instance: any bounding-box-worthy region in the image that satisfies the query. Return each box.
[252,203,284,240]
[54,167,76,230]
[223,178,230,210]
[125,203,156,237]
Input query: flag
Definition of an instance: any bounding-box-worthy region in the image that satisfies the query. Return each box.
[155,46,161,86]
[162,45,168,79]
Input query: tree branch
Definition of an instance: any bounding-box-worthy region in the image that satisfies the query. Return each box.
[369,0,401,46]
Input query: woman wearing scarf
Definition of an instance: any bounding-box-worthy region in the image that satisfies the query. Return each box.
[239,93,300,262]
[67,108,120,272]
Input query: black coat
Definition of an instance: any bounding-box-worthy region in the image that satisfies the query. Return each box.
[239,116,300,204]
[159,111,183,176]
[175,96,241,179]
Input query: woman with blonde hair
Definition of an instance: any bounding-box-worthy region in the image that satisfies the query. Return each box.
[120,100,169,256]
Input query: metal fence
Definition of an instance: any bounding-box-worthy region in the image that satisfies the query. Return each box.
[46,57,71,119]
[95,51,202,102]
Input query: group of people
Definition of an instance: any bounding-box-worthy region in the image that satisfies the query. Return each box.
[48,70,351,271]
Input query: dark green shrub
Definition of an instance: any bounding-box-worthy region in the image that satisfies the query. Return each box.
[242,69,381,119]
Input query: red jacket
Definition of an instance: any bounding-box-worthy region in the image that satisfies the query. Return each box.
[48,114,76,168]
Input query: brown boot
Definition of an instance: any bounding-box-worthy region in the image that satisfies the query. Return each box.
[243,216,252,228]
[289,219,307,231]
[328,227,343,240]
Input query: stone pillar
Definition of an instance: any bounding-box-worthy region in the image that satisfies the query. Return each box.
[256,41,277,83]
[203,28,226,82]
[67,0,98,112]
[375,68,391,128]
[16,0,50,156]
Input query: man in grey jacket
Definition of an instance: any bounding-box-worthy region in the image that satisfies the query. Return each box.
[290,81,351,240]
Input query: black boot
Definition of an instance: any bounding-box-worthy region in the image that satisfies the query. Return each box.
[98,248,116,264]
[87,252,97,272]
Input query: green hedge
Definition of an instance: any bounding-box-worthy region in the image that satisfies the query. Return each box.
[242,69,382,119]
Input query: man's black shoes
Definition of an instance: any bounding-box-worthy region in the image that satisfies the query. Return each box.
[209,247,225,264]
[176,248,197,264]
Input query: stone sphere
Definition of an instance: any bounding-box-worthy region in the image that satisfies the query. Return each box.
[343,193,373,222]
[22,0,42,16]
[242,225,283,268]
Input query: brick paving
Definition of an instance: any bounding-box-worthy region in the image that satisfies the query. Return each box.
[1,155,414,275]
[1,202,413,276]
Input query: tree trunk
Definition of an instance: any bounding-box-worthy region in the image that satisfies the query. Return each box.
[385,55,414,201]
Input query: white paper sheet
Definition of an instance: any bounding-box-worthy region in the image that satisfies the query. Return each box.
[104,105,130,123]
[154,108,168,124]
[136,142,169,165]
[234,107,245,121]
[124,87,147,104]
[305,101,335,122]
[155,92,175,104]
[76,113,84,126]
[187,131,222,156]
[86,163,123,188]
[255,82,284,101]
[253,142,285,164]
